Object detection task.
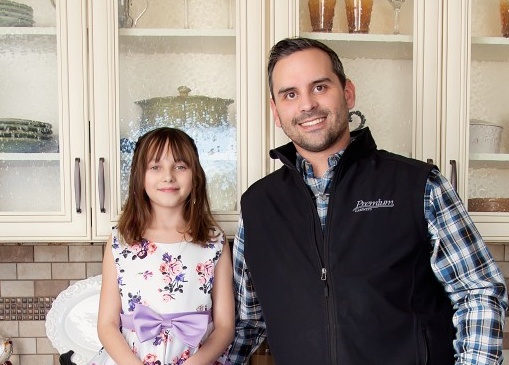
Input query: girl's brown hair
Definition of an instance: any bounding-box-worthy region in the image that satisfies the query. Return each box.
[117,127,218,246]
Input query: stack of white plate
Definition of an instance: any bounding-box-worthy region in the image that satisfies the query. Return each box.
[0,0,34,27]
[0,118,58,153]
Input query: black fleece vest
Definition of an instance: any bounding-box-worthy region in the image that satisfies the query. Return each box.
[241,128,455,365]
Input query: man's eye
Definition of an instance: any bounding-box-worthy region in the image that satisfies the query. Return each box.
[286,92,296,100]
[315,85,326,92]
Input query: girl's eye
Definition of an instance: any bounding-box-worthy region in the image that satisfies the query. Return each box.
[175,164,188,171]
[150,165,160,170]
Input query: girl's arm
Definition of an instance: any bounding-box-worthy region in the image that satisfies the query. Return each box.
[186,239,235,365]
[96,235,143,365]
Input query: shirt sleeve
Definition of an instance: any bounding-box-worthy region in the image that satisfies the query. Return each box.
[425,168,508,364]
[227,213,267,365]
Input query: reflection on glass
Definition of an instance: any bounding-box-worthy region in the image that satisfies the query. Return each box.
[0,12,61,213]
[119,87,237,211]
[117,1,237,211]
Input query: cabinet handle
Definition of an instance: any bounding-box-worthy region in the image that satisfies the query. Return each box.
[450,160,457,192]
[99,158,106,213]
[74,158,82,213]
[426,158,434,164]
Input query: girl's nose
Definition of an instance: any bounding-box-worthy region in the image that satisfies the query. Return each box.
[163,169,175,182]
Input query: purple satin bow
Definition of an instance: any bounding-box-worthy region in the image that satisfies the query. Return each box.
[121,305,211,347]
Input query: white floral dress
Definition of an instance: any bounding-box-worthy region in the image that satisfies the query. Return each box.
[87,227,229,365]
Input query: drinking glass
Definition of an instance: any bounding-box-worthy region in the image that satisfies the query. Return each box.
[345,0,373,34]
[387,0,405,35]
[501,0,509,38]
[308,0,336,32]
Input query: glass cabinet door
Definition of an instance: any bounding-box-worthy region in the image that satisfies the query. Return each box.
[91,0,266,239]
[117,0,237,212]
[467,0,509,238]
[0,0,88,240]
[273,0,441,164]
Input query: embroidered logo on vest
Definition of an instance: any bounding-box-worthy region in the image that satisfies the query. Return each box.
[353,199,394,212]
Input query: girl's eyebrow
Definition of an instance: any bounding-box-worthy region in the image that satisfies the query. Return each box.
[277,77,333,96]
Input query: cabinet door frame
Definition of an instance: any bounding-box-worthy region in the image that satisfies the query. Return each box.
[269,1,442,170]
[89,0,267,240]
[0,0,90,242]
[442,0,509,241]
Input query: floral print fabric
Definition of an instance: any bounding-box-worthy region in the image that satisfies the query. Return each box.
[87,228,228,365]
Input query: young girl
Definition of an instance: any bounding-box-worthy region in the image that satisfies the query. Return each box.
[88,127,234,365]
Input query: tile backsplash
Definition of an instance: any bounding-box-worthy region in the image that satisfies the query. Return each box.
[0,242,103,365]
[0,242,508,365]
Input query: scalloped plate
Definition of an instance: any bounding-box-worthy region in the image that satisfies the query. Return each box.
[45,275,102,365]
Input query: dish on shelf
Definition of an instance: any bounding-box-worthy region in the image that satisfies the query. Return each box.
[469,119,503,154]
[468,198,509,212]
[0,123,52,135]
[0,136,58,153]
[0,118,52,129]
[0,0,33,12]
[0,118,57,152]
[0,10,32,21]
[0,0,33,26]
[0,130,52,139]
[45,275,103,365]
[0,14,33,26]
[136,86,234,129]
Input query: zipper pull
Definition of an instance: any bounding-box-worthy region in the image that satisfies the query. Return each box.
[321,268,327,281]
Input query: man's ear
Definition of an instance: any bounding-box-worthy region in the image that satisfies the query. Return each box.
[344,79,356,110]
[270,98,282,128]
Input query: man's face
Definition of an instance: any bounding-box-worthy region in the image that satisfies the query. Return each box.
[270,48,355,157]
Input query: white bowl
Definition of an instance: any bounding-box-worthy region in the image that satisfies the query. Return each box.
[469,119,503,154]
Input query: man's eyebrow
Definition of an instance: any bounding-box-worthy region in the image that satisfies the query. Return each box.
[277,77,333,96]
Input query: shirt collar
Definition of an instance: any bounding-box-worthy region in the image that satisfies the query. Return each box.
[296,150,343,178]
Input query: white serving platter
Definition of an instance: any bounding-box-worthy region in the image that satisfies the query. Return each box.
[45,275,103,365]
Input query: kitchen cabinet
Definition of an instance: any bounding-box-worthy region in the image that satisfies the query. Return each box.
[442,0,509,241]
[0,0,89,240]
[0,0,267,241]
[272,0,509,241]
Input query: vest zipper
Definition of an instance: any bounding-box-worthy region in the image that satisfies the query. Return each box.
[321,268,329,296]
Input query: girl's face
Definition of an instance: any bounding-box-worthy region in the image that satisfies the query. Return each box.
[144,143,193,212]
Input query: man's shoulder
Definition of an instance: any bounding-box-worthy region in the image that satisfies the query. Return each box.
[242,166,290,199]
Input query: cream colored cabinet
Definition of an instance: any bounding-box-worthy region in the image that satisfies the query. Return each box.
[89,0,267,240]
[271,0,442,166]
[274,0,509,241]
[0,0,267,241]
[0,0,89,240]
[443,0,509,241]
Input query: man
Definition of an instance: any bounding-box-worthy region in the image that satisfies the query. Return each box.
[227,37,508,364]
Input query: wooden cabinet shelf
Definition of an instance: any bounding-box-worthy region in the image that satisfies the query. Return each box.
[300,32,413,59]
[118,28,235,54]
